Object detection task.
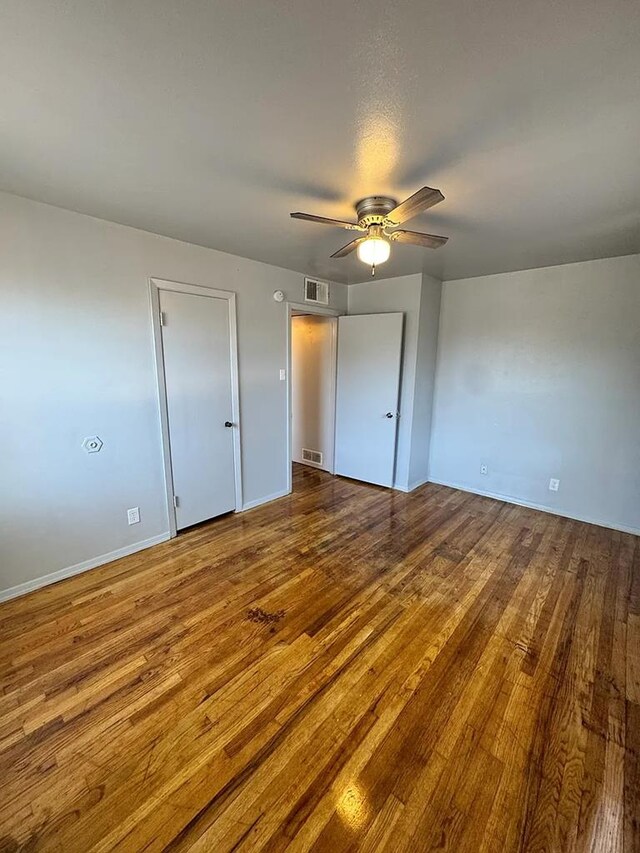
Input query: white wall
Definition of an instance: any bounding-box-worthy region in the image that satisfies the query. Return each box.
[429,255,640,533]
[347,274,422,491]
[407,274,442,490]
[291,315,335,472]
[0,192,347,597]
[3,190,636,599]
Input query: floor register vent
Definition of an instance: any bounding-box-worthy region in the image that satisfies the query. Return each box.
[302,448,323,466]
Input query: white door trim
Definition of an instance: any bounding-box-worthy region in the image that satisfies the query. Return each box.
[149,277,243,537]
[285,301,342,496]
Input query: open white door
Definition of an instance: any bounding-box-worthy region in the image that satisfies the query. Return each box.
[334,313,403,488]
[160,289,237,529]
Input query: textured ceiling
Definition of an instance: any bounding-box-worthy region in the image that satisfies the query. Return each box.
[2,0,639,283]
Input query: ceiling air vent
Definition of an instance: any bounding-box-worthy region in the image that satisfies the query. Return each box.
[302,448,323,466]
[304,277,329,305]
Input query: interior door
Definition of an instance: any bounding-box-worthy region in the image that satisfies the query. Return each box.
[160,289,236,529]
[334,313,403,487]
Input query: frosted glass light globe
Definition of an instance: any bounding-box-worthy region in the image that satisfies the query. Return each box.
[357,237,390,266]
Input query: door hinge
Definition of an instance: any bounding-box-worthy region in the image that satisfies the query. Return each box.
[159,311,166,327]
[173,495,179,508]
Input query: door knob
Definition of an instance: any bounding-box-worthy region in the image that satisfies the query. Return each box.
[224,421,234,428]
[385,412,394,418]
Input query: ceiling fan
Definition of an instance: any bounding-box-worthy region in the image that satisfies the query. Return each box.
[291,186,448,275]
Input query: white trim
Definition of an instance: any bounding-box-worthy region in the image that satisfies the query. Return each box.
[241,488,290,512]
[149,282,178,537]
[428,478,640,536]
[286,301,342,496]
[407,476,431,492]
[394,476,431,493]
[0,533,171,603]
[149,277,243,536]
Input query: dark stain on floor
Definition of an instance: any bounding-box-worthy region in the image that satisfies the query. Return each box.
[246,607,285,625]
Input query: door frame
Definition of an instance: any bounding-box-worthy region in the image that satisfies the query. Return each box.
[149,277,243,538]
[286,301,341,495]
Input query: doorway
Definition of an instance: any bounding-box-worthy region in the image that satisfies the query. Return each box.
[287,303,404,493]
[150,278,242,536]
[290,310,338,481]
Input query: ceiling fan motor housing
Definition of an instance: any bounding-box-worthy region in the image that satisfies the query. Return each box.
[355,196,398,228]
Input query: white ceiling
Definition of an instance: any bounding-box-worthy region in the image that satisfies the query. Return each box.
[2,0,639,283]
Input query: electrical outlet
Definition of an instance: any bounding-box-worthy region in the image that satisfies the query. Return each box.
[279,369,286,381]
[480,464,488,475]
[127,507,140,525]
[549,478,560,492]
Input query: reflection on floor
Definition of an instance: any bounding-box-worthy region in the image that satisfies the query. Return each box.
[0,463,638,851]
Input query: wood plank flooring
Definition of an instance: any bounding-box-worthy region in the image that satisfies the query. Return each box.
[0,465,638,852]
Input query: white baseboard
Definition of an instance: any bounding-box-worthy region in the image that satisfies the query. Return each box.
[292,458,332,475]
[427,478,640,537]
[393,476,430,493]
[242,488,291,512]
[0,532,171,604]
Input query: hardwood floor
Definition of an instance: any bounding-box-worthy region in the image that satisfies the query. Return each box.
[0,465,638,852]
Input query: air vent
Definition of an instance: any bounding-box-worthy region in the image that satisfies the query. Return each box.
[302,448,323,466]
[304,278,329,305]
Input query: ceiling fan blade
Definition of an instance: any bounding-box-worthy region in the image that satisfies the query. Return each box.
[391,229,448,249]
[290,212,364,231]
[330,237,366,258]
[385,187,444,224]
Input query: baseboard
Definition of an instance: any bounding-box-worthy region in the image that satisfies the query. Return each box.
[292,458,331,471]
[242,488,291,512]
[408,476,431,493]
[0,532,171,604]
[427,478,640,536]
[393,476,430,493]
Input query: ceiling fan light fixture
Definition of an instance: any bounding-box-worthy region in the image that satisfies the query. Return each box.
[357,236,390,267]
[290,186,447,265]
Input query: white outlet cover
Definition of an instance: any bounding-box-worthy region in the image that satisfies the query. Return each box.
[127,507,140,524]
[279,369,286,381]
[480,464,488,475]
[549,478,560,492]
